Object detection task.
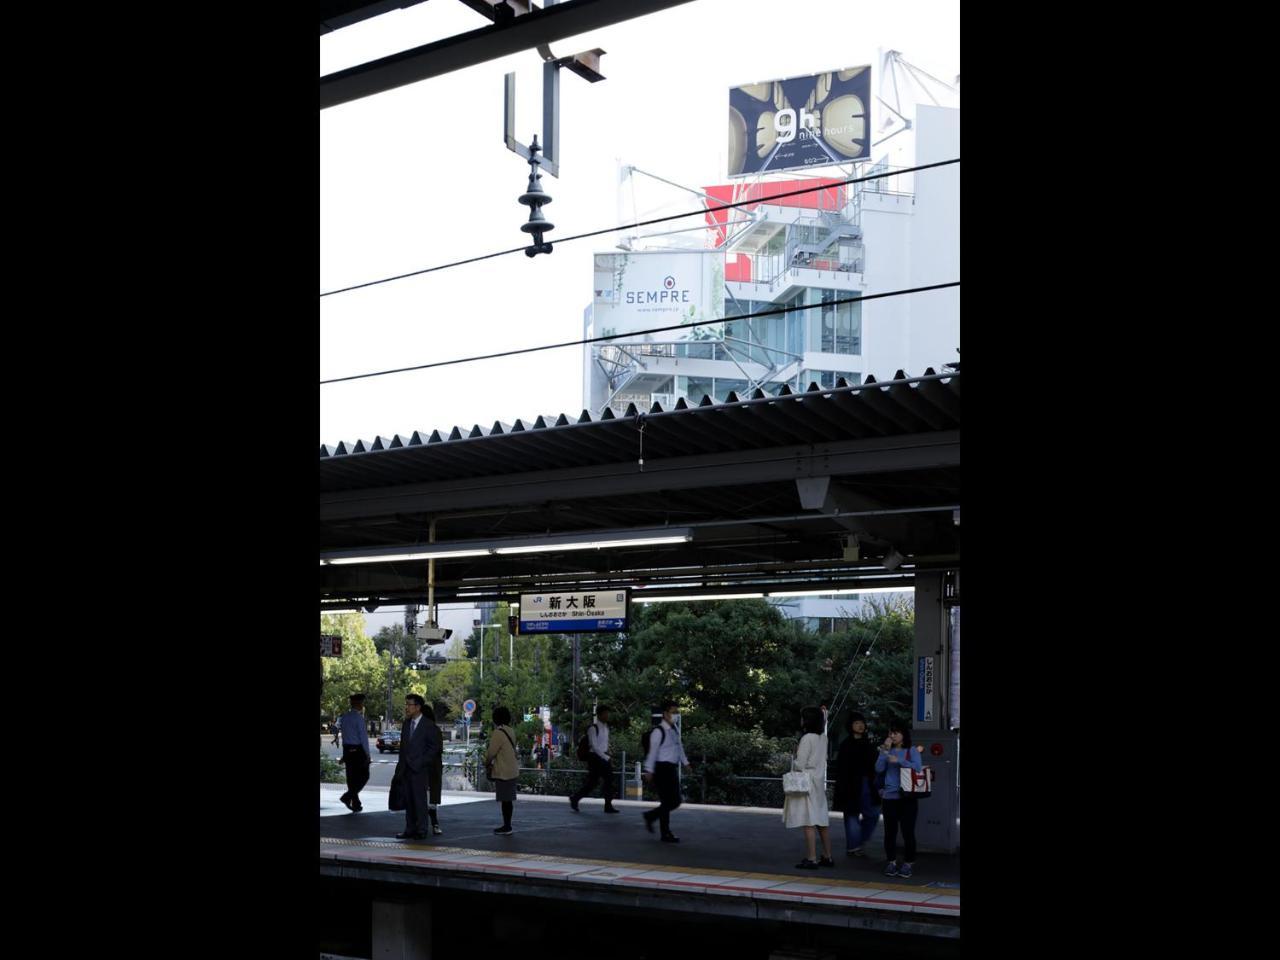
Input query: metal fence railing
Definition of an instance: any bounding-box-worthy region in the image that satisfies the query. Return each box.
[450,751,836,810]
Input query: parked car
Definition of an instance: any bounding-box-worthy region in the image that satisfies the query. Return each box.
[376,730,401,754]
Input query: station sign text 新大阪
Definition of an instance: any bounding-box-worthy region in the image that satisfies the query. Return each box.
[518,590,629,634]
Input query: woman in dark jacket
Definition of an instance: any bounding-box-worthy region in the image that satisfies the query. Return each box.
[833,711,881,856]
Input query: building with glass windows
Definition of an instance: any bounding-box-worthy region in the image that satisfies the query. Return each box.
[583,105,958,423]
[579,106,957,631]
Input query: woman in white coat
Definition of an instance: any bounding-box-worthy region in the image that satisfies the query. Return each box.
[784,705,834,869]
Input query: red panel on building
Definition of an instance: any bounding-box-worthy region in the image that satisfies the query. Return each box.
[703,178,847,248]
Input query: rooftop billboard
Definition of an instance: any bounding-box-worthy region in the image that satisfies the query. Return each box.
[728,66,871,176]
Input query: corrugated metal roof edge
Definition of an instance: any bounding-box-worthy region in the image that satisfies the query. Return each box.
[319,369,958,460]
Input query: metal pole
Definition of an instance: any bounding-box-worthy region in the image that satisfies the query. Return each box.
[428,518,436,631]
[571,635,579,753]
[386,625,394,727]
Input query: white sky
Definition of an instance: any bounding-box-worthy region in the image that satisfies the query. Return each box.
[320,0,959,636]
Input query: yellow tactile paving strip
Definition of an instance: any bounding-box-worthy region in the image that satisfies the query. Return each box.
[319,837,960,916]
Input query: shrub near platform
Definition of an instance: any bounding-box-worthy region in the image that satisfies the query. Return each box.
[320,752,345,783]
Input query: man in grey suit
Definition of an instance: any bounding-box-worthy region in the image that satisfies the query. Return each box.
[395,693,442,840]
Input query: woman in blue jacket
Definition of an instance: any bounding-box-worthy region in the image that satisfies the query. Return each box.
[875,720,924,878]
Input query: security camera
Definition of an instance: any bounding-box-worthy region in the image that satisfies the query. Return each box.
[416,623,453,645]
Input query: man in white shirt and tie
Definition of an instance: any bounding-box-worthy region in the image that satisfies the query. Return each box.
[570,705,619,814]
[643,699,694,842]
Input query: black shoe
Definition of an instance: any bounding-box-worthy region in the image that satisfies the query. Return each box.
[494,825,513,835]
[818,856,835,868]
[351,803,363,813]
[795,859,819,869]
[340,794,353,811]
[432,824,443,835]
[395,831,420,840]
[569,796,580,812]
[643,813,655,833]
[603,806,620,814]
[661,834,680,843]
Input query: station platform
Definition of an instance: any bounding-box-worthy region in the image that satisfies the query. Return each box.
[319,784,960,941]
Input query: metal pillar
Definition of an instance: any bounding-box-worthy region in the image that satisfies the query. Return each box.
[911,570,958,853]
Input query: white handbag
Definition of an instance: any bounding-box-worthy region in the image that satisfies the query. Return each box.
[783,760,810,796]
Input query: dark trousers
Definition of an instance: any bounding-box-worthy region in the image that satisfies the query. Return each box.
[882,796,918,863]
[402,769,429,836]
[645,762,681,835]
[573,754,615,805]
[342,747,369,803]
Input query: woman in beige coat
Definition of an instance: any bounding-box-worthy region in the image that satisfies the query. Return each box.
[485,706,520,835]
[783,705,833,869]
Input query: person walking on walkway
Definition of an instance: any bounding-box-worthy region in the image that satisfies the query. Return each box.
[834,711,880,856]
[329,721,340,747]
[642,700,692,842]
[485,706,520,835]
[876,719,924,878]
[785,705,833,869]
[395,694,442,841]
[570,705,619,814]
[337,694,371,812]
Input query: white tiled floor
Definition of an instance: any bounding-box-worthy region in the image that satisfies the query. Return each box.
[320,784,488,817]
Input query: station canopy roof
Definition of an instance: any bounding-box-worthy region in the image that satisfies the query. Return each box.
[320,371,959,610]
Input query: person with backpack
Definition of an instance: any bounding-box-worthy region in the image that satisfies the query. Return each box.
[484,706,520,835]
[569,705,619,814]
[642,700,692,842]
[875,719,925,878]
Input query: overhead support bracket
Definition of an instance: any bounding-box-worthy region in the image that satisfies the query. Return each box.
[504,36,606,178]
[322,0,694,110]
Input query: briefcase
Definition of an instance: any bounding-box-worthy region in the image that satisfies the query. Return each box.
[389,771,406,811]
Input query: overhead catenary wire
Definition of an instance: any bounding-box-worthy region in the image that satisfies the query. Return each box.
[318,158,960,298]
[319,280,959,385]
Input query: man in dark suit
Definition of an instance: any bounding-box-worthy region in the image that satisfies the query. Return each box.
[395,693,442,840]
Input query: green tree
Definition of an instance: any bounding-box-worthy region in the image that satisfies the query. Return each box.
[580,600,819,737]
[320,612,419,725]
[817,593,916,744]
[373,623,419,665]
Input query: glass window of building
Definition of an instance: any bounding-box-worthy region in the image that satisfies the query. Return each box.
[816,289,861,354]
[685,376,714,403]
[714,378,749,402]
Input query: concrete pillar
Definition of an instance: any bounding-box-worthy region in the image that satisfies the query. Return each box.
[372,899,432,960]
[911,570,959,854]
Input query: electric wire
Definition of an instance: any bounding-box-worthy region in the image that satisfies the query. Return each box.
[319,158,959,298]
[320,280,958,385]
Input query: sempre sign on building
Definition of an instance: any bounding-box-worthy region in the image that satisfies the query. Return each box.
[728,65,871,176]
[518,590,629,634]
[592,251,725,341]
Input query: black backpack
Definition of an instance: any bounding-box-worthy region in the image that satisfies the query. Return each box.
[640,724,666,758]
[576,723,598,761]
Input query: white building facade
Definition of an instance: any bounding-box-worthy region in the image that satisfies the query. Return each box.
[581,105,958,629]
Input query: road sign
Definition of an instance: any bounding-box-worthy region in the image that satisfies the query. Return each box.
[463,698,476,718]
[320,634,343,657]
